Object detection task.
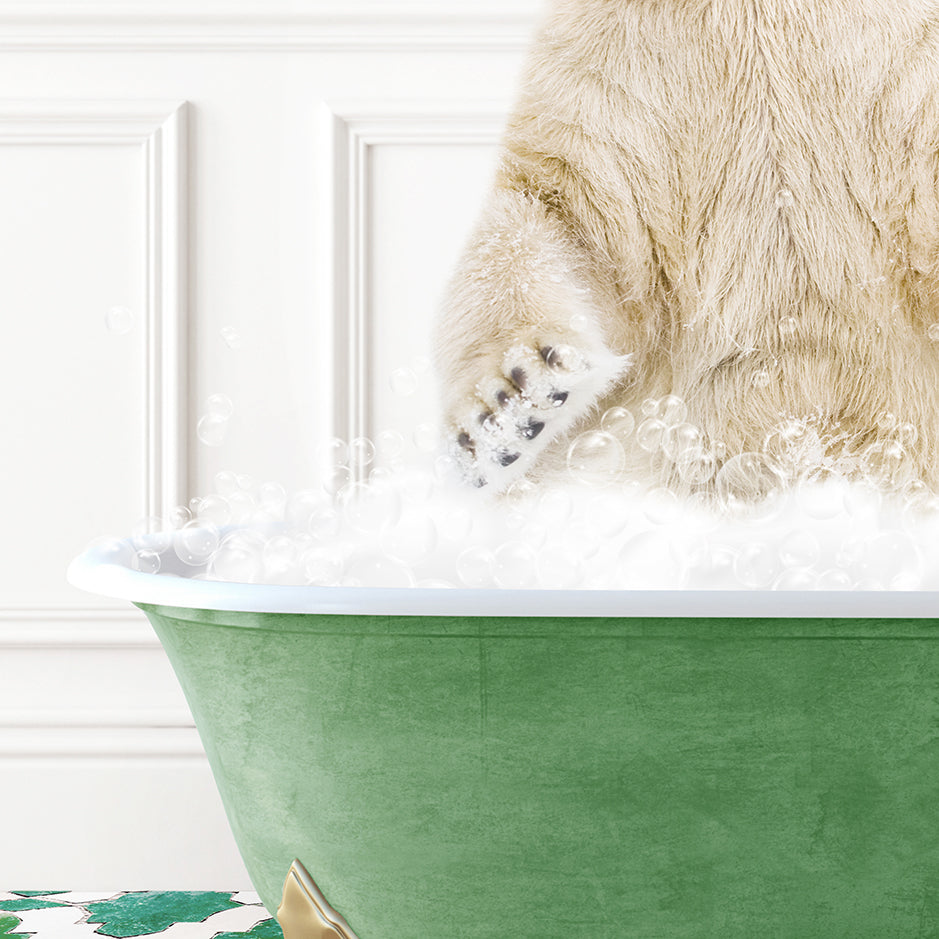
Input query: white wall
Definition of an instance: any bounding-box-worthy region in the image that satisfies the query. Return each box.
[0,0,539,889]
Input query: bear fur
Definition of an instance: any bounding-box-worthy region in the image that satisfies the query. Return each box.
[434,0,939,498]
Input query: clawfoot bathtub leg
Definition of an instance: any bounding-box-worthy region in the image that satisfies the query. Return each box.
[277,859,360,939]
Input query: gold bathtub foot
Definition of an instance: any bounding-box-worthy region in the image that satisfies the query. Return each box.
[277,858,360,939]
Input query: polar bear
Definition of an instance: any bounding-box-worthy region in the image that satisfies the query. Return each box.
[434,0,939,499]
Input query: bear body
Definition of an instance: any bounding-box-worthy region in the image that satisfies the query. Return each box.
[435,0,939,497]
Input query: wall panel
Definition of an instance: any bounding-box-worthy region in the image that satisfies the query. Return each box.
[0,0,536,891]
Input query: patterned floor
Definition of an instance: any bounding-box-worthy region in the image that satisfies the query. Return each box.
[0,891,282,938]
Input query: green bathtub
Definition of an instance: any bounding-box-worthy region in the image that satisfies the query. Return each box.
[70,546,939,937]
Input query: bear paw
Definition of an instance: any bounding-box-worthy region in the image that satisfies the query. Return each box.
[446,337,632,489]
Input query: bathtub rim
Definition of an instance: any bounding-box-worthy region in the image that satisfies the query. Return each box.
[67,539,939,618]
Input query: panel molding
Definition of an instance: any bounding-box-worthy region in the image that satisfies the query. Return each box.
[0,607,158,648]
[0,608,198,758]
[0,723,204,759]
[0,99,189,519]
[317,101,506,472]
[0,4,540,51]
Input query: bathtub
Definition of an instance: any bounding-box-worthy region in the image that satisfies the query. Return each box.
[68,540,939,937]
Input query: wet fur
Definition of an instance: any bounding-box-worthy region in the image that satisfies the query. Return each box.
[435,0,939,494]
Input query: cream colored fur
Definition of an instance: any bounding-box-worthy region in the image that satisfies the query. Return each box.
[434,0,939,496]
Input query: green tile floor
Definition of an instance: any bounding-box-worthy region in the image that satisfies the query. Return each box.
[0,891,282,937]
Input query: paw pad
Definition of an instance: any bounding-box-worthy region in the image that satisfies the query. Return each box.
[446,336,633,490]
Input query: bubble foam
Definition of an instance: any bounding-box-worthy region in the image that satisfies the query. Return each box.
[99,451,939,592]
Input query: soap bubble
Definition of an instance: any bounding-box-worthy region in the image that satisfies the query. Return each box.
[197,414,228,447]
[221,326,245,349]
[226,490,256,524]
[895,423,918,448]
[675,450,717,486]
[456,546,495,587]
[132,549,161,574]
[684,542,737,589]
[643,487,681,525]
[663,423,703,462]
[566,431,626,486]
[772,567,816,590]
[519,519,550,549]
[309,504,342,541]
[658,395,688,427]
[817,568,853,590]
[778,529,821,568]
[564,522,603,560]
[857,531,922,589]
[105,305,135,334]
[285,489,325,530]
[369,466,393,485]
[375,429,406,461]
[209,530,264,583]
[636,418,667,453]
[901,483,939,528]
[763,418,807,461]
[302,548,343,586]
[861,439,913,487]
[843,480,882,521]
[168,505,192,529]
[716,452,785,516]
[132,516,174,553]
[883,440,909,474]
[733,542,779,589]
[390,368,419,397]
[506,478,538,505]
[174,521,220,566]
[324,465,353,498]
[493,541,538,588]
[317,437,349,470]
[207,394,233,420]
[88,536,136,568]
[214,470,239,496]
[779,316,798,337]
[640,398,660,417]
[346,553,413,588]
[600,406,636,441]
[342,481,402,534]
[775,189,794,209]
[259,481,287,512]
[195,494,232,527]
[262,534,300,579]
[569,313,589,332]
[929,324,939,341]
[349,436,376,467]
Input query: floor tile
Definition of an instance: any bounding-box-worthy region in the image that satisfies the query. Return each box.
[0,892,281,938]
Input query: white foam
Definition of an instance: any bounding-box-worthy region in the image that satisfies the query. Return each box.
[97,464,939,592]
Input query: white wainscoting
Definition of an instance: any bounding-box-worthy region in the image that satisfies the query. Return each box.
[0,0,534,891]
[317,101,505,452]
[0,0,541,51]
